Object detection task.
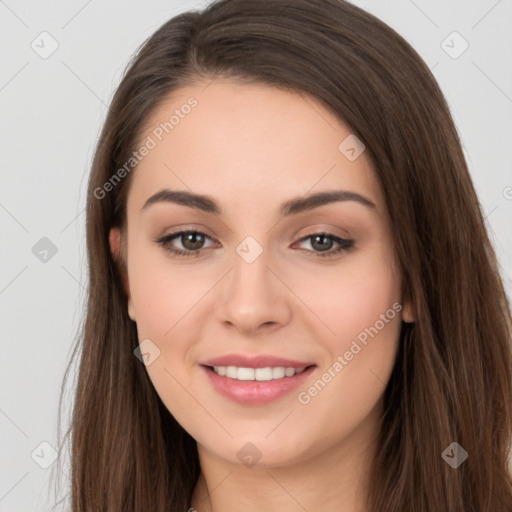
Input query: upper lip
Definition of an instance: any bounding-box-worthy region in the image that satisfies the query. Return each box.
[201,354,316,369]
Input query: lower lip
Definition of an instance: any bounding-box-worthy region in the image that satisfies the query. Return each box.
[200,365,317,405]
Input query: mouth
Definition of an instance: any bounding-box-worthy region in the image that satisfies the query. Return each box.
[200,363,318,405]
[203,364,316,380]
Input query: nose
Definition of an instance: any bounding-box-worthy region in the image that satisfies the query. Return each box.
[216,243,292,336]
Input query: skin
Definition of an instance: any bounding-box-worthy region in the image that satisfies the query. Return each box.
[109,78,415,512]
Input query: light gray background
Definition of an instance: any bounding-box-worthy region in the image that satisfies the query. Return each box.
[1,0,511,510]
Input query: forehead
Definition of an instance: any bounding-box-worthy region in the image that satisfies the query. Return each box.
[126,78,383,215]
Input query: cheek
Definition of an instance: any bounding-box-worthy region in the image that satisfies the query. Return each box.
[294,262,402,447]
[126,246,203,417]
[290,247,401,347]
[127,241,206,338]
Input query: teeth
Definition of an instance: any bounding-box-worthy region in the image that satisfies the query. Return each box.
[212,365,308,380]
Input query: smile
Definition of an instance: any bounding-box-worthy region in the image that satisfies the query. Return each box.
[201,364,317,405]
[211,365,307,380]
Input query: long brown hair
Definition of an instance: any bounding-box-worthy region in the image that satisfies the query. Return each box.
[53,0,512,510]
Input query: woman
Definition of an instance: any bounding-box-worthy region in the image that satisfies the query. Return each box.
[55,0,512,510]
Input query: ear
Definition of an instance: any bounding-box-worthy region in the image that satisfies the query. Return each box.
[401,298,415,323]
[109,228,136,321]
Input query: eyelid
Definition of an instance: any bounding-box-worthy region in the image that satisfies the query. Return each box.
[295,224,352,240]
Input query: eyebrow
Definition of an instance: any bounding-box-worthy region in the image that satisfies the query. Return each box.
[141,188,377,216]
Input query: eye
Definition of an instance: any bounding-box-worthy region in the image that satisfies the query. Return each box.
[155,230,217,258]
[154,230,354,259]
[293,232,354,258]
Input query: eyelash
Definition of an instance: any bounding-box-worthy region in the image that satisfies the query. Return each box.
[154,230,354,259]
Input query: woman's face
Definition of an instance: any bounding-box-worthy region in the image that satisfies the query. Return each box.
[110,78,414,469]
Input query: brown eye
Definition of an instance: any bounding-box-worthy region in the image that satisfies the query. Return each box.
[155,230,216,258]
[310,234,335,252]
[295,232,354,258]
[180,232,206,250]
